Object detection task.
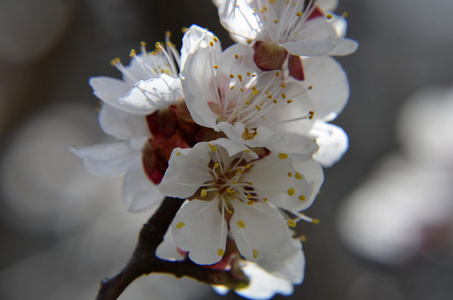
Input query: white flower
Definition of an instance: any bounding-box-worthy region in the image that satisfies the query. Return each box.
[212,0,358,73]
[181,41,319,160]
[72,25,217,211]
[214,0,358,57]
[158,138,322,265]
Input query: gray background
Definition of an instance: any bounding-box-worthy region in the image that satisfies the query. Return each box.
[1,0,453,299]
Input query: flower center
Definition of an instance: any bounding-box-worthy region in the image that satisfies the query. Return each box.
[198,145,257,212]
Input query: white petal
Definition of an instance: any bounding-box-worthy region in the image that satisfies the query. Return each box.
[158,145,213,198]
[181,45,221,129]
[181,25,217,70]
[311,120,348,167]
[69,142,139,176]
[282,37,342,56]
[326,38,359,56]
[217,122,283,148]
[122,160,164,212]
[210,138,258,160]
[217,0,260,41]
[89,77,145,115]
[302,56,349,121]
[235,262,293,300]
[172,199,227,265]
[98,104,149,139]
[257,239,305,284]
[156,229,185,261]
[119,74,182,114]
[230,201,292,262]
[267,133,319,161]
[292,158,324,210]
[244,155,313,211]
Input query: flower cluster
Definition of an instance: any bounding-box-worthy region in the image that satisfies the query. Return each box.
[72,0,356,298]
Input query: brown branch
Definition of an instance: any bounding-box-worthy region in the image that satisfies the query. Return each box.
[95,197,249,300]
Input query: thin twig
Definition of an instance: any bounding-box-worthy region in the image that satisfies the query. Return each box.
[95,197,248,300]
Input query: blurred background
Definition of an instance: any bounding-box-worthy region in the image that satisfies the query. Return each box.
[1,0,453,299]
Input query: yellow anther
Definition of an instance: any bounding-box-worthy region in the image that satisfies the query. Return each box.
[252,73,257,77]
[263,198,268,202]
[240,88,244,92]
[309,111,315,119]
[230,74,234,78]
[244,149,251,153]
[227,187,234,194]
[129,49,136,57]
[213,37,219,42]
[247,39,253,44]
[230,85,235,90]
[234,53,239,59]
[255,105,262,111]
[327,14,333,19]
[274,19,278,23]
[237,220,246,228]
[273,99,278,103]
[247,72,251,76]
[182,27,189,33]
[209,41,214,47]
[140,41,146,47]
[201,189,208,197]
[253,89,259,95]
[238,74,243,81]
[343,12,349,18]
[165,31,172,38]
[214,162,219,168]
[312,218,320,224]
[276,71,280,77]
[247,194,252,199]
[247,200,254,205]
[288,172,293,177]
[278,153,288,159]
[281,93,286,99]
[280,83,286,88]
[217,249,225,256]
[213,64,219,69]
[299,195,306,201]
[248,182,253,185]
[263,6,268,11]
[151,51,156,55]
[308,85,313,90]
[287,100,293,103]
[260,8,264,13]
[110,57,120,66]
[295,172,302,180]
[269,0,275,3]
[176,222,185,229]
[237,169,244,173]
[155,42,162,48]
[245,101,251,105]
[253,249,258,259]
[208,143,218,152]
[228,210,233,214]
[296,11,302,17]
[287,219,297,228]
[245,164,251,169]
[176,152,181,156]
[288,188,296,196]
